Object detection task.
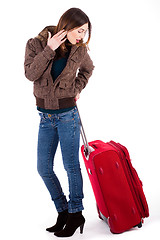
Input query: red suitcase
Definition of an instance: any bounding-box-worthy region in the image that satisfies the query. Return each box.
[77,108,149,234]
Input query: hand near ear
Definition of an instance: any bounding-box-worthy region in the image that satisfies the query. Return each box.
[47,30,67,51]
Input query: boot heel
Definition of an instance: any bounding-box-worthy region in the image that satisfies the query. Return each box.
[80,223,85,234]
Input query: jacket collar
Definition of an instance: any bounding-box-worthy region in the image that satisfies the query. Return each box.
[69,45,79,59]
[37,26,56,42]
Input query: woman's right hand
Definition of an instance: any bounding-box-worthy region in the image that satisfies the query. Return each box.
[47,30,67,51]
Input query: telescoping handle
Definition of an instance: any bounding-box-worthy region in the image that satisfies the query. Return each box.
[76,104,91,157]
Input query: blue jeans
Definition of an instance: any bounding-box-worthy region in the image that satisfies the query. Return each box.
[37,107,84,213]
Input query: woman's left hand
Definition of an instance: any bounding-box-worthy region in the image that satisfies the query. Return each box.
[75,93,80,101]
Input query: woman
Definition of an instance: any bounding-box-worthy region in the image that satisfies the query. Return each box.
[24,8,94,237]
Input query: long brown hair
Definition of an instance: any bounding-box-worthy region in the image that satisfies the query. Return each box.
[55,8,92,57]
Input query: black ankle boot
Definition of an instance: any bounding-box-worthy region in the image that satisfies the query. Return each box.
[46,210,68,233]
[54,211,85,237]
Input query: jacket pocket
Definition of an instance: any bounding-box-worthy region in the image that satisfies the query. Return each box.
[59,81,67,89]
[34,78,48,86]
[71,55,79,63]
[69,55,81,71]
[40,78,48,87]
[55,80,75,98]
[38,78,48,87]
[34,78,51,97]
[59,80,74,89]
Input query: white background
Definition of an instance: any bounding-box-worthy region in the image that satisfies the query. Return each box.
[1,0,160,239]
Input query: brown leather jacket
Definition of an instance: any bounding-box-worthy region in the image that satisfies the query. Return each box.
[24,26,94,110]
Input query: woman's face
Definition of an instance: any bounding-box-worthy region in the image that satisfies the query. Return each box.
[67,23,89,45]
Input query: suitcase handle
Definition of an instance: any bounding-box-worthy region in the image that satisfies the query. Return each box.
[76,103,91,157]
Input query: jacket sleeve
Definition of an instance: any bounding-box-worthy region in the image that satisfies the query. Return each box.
[75,51,94,94]
[24,38,56,82]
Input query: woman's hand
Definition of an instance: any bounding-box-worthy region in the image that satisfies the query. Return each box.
[75,93,80,101]
[47,30,67,51]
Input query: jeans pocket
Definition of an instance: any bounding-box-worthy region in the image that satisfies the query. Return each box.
[38,112,47,124]
[58,108,75,123]
[59,113,74,123]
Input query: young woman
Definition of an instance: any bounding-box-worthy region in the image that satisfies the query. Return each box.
[24,8,94,237]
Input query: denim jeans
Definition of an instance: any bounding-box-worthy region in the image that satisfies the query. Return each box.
[37,107,84,213]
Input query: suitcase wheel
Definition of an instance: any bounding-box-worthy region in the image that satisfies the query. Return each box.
[137,222,142,228]
[134,221,142,228]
